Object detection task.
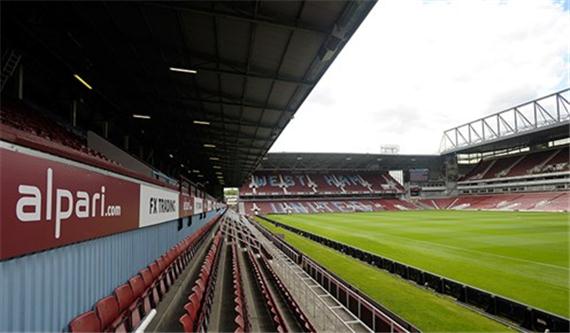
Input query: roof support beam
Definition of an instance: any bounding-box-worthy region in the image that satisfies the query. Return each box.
[144,2,330,36]
[176,96,292,113]
[162,102,281,130]
[118,44,315,86]
[196,66,315,87]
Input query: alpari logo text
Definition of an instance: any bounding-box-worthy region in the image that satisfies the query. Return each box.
[16,168,122,239]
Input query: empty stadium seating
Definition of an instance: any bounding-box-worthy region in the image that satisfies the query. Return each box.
[0,103,117,165]
[246,250,287,333]
[242,198,418,215]
[420,192,568,211]
[68,215,221,332]
[239,171,404,196]
[461,147,569,181]
[231,243,249,332]
[257,250,316,332]
[179,231,223,332]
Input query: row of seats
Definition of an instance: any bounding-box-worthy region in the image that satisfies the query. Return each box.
[461,147,569,181]
[231,243,249,332]
[258,250,315,332]
[233,220,260,250]
[419,192,569,211]
[68,216,220,332]
[243,198,419,215]
[179,232,223,332]
[246,250,287,333]
[239,172,404,196]
[1,103,118,166]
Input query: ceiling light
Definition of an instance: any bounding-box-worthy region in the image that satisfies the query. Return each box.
[213,166,222,169]
[73,74,92,90]
[132,114,151,119]
[215,172,223,175]
[203,144,216,148]
[193,120,210,126]
[169,67,197,74]
[209,157,220,161]
[192,169,200,173]
[187,170,191,173]
[197,174,204,178]
[169,154,174,158]
[297,157,302,160]
[180,163,184,168]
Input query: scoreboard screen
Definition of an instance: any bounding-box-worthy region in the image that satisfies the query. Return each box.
[409,168,429,182]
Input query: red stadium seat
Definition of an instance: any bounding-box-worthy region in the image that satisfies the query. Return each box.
[114,284,134,312]
[179,314,193,333]
[128,276,145,299]
[94,296,120,330]
[114,283,141,330]
[69,311,102,332]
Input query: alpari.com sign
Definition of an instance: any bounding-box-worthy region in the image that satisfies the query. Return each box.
[16,168,125,239]
[1,148,139,260]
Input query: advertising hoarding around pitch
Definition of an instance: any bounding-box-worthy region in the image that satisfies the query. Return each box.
[0,146,212,260]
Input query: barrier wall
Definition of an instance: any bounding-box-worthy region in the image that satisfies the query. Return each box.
[0,141,222,260]
[0,210,219,332]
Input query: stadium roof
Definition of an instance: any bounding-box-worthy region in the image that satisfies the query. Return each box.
[257,152,442,172]
[3,1,376,190]
[440,89,570,155]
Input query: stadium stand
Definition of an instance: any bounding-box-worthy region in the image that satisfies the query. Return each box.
[231,243,250,332]
[246,250,287,333]
[418,192,569,212]
[240,171,404,197]
[460,147,569,181]
[69,217,220,332]
[0,103,117,165]
[242,198,419,215]
[257,252,316,333]
[179,231,223,333]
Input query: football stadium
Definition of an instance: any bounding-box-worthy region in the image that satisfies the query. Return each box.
[0,1,568,333]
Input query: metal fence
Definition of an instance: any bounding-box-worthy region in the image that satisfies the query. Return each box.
[242,217,374,332]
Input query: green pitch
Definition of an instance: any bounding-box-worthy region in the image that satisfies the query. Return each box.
[266,211,569,318]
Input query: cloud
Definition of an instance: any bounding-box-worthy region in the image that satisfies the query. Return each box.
[270,0,570,155]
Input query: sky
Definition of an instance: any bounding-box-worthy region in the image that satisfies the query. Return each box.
[270,0,570,155]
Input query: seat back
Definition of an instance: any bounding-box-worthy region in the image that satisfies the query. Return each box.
[149,262,161,278]
[157,257,167,271]
[129,275,145,298]
[69,310,102,332]
[139,268,154,287]
[179,314,193,333]
[114,284,134,312]
[95,295,120,329]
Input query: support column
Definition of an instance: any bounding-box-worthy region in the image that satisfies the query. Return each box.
[17,63,24,100]
[71,100,78,127]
